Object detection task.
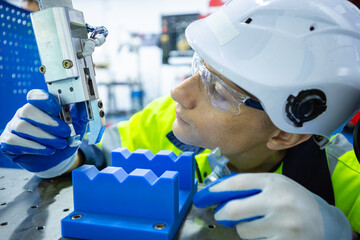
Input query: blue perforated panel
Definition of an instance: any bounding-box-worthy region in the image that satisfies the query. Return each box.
[0,0,46,168]
[0,0,46,132]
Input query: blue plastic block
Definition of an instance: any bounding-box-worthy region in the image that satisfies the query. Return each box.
[61,148,197,240]
[111,148,195,190]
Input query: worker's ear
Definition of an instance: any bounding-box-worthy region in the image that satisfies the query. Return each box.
[266,129,312,150]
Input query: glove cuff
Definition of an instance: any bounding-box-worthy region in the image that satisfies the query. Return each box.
[79,139,106,169]
[313,194,352,240]
[34,152,77,178]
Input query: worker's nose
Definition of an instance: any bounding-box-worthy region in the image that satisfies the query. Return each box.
[170,74,201,110]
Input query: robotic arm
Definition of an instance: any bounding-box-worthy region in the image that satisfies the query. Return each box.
[30,0,107,146]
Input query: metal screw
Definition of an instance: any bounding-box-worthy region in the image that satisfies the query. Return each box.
[99,110,105,118]
[62,59,73,69]
[71,214,83,220]
[98,101,103,108]
[153,223,166,230]
[39,65,46,74]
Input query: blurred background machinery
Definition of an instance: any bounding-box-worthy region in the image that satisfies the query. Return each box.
[0,0,46,133]
[160,13,199,64]
[0,0,46,168]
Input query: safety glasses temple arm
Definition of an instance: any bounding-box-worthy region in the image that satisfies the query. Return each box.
[244,99,264,111]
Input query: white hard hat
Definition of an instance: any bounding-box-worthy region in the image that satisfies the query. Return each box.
[185,0,360,139]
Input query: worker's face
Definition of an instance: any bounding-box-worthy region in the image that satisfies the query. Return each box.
[170,63,277,157]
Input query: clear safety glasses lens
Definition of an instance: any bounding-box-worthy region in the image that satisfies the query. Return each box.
[192,53,250,115]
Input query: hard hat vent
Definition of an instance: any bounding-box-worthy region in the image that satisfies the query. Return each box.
[245,18,253,24]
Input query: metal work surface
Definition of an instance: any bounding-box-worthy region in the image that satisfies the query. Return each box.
[0,168,239,240]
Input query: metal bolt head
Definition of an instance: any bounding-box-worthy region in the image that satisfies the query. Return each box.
[39,65,46,74]
[62,59,73,69]
[70,214,83,220]
[98,101,103,109]
[153,223,166,230]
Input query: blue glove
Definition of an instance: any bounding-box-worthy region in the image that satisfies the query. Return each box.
[194,173,352,240]
[0,89,88,178]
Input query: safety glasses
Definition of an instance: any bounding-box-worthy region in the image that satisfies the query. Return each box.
[192,53,263,115]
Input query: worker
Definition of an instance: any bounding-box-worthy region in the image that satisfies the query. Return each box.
[1,0,360,239]
[20,0,39,12]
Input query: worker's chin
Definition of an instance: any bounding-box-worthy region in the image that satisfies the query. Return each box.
[172,120,196,146]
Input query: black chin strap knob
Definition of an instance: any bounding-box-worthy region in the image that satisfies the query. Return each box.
[286,89,327,127]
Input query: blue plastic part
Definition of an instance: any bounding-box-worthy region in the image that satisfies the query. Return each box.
[61,148,197,240]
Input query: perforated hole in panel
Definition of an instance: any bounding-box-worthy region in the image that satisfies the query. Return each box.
[0,1,46,131]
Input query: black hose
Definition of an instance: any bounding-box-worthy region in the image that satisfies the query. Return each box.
[85,23,108,38]
[353,120,360,162]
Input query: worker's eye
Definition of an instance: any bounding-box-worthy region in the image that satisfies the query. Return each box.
[213,81,230,102]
